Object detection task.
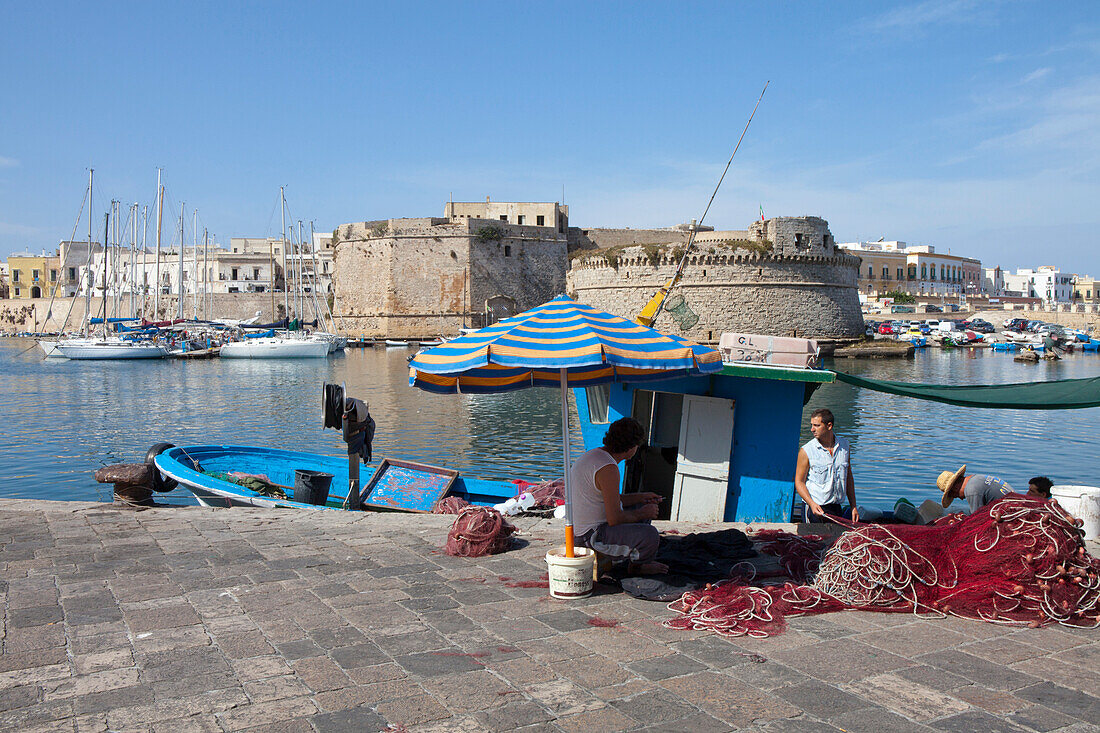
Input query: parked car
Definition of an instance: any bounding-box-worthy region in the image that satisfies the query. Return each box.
[917,322,932,334]
[890,305,915,313]
[924,304,943,313]
[1004,317,1030,330]
[1027,320,1044,332]
[865,322,878,337]
[877,323,896,335]
[968,319,995,333]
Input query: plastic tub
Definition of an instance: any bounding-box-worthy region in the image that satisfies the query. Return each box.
[545,546,595,599]
[294,469,333,506]
[1050,485,1100,541]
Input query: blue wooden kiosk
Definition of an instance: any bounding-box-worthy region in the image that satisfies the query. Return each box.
[573,363,835,523]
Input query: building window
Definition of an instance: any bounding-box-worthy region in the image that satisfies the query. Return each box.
[897,267,904,280]
[867,266,873,278]
[231,268,239,280]
[274,248,279,254]
[795,233,805,248]
[32,269,40,281]
[499,215,508,222]
[253,267,260,279]
[882,266,889,279]
[908,265,916,280]
[537,215,545,226]
[50,269,57,281]
[12,270,19,283]
[517,215,525,225]
[13,288,19,296]
[68,267,76,279]
[504,245,512,257]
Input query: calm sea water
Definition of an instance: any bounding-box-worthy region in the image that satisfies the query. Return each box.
[1,339,1097,511]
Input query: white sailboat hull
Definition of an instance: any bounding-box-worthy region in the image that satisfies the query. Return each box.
[220,337,330,359]
[55,338,169,360]
[38,340,62,357]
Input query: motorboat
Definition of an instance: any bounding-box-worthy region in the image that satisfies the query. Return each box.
[385,339,409,348]
[54,336,169,360]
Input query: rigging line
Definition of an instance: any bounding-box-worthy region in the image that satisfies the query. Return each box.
[649,80,769,325]
[51,179,91,335]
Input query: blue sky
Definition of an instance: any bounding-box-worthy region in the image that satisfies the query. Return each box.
[2,1,1098,274]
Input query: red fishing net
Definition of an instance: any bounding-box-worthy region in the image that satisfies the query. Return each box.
[665,497,1100,638]
[431,496,472,514]
[445,507,517,557]
[510,478,565,508]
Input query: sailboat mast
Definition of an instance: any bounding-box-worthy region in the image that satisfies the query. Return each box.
[111,200,119,319]
[101,211,110,336]
[140,205,148,320]
[202,228,209,321]
[192,209,198,320]
[280,187,288,323]
[154,169,163,319]
[177,204,185,320]
[130,203,137,318]
[297,220,304,321]
[83,168,94,336]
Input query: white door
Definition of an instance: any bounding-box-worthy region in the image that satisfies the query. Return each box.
[670,395,734,522]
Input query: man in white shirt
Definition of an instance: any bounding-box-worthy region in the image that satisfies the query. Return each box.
[794,408,859,523]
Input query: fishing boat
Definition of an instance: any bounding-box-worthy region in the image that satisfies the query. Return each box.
[385,339,409,348]
[154,444,517,510]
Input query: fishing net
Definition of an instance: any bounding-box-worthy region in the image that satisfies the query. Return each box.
[445,506,517,557]
[431,496,472,514]
[665,497,1100,638]
[510,478,565,508]
[663,293,700,331]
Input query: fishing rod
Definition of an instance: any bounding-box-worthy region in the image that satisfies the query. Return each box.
[637,80,769,327]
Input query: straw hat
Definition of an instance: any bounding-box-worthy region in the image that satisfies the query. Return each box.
[938,465,967,508]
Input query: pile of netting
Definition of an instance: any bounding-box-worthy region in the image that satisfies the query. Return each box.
[664,497,1100,638]
[510,478,565,509]
[445,506,517,557]
[431,496,472,515]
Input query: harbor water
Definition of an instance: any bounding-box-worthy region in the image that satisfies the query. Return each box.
[1,339,1097,512]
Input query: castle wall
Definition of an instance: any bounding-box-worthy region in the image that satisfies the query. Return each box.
[332,218,566,338]
[568,245,864,341]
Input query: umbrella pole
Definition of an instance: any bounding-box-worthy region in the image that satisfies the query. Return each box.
[560,369,574,558]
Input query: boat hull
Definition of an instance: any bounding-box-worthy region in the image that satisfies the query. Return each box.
[55,340,169,360]
[220,338,330,359]
[154,444,519,510]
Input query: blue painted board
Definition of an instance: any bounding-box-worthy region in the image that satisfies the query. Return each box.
[361,459,459,512]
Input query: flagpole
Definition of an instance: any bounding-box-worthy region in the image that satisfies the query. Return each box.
[560,368,574,558]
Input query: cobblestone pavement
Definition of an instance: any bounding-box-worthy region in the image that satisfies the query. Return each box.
[2,499,1099,732]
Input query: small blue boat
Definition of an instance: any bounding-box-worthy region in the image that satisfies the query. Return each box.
[155,445,518,510]
[991,342,1017,351]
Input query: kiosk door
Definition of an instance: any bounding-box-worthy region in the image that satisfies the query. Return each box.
[670,395,734,522]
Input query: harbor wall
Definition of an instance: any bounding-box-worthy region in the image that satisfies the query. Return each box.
[0,294,282,333]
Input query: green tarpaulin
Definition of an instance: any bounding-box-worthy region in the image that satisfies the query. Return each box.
[832,372,1100,410]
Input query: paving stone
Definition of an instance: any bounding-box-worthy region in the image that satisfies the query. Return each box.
[312,678,421,710]
[420,669,519,714]
[771,639,910,684]
[329,641,390,669]
[394,650,486,677]
[310,706,388,733]
[555,704,638,732]
[892,663,973,693]
[774,679,876,720]
[658,670,801,727]
[842,672,969,722]
[626,653,708,681]
[6,605,64,628]
[1007,704,1081,732]
[929,710,1031,733]
[672,635,770,669]
[0,648,67,673]
[550,654,631,689]
[828,707,937,733]
[273,638,325,662]
[917,649,1042,691]
[474,700,555,731]
[216,631,276,659]
[306,626,367,650]
[375,692,451,725]
[951,684,1029,713]
[72,684,154,715]
[857,621,972,657]
[537,610,598,633]
[0,684,41,712]
[374,629,452,655]
[763,718,844,733]
[214,695,319,731]
[151,670,240,700]
[630,710,734,732]
[1013,682,1100,725]
[609,687,700,724]
[725,660,810,691]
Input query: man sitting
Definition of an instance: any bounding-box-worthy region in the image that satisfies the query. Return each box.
[572,417,668,575]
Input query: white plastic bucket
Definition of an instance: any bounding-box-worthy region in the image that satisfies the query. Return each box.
[545,546,595,599]
[1051,485,1100,541]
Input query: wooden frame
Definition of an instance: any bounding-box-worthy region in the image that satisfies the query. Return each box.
[359,458,459,513]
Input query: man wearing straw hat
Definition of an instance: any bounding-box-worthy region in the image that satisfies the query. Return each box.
[939,465,1015,513]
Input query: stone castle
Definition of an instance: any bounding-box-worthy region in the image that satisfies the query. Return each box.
[332,201,568,338]
[567,216,864,341]
[331,202,863,341]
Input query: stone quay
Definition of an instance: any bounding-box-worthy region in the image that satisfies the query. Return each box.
[2,499,1098,732]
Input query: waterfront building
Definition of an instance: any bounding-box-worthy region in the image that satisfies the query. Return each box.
[983,266,1006,296]
[1073,275,1099,305]
[1002,266,1074,303]
[569,216,864,341]
[838,240,982,298]
[444,198,569,233]
[332,201,568,338]
[5,251,62,300]
[0,262,8,299]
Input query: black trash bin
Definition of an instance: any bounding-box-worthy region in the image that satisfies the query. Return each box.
[293,469,333,506]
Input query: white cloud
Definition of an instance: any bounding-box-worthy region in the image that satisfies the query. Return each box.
[0,156,19,168]
[857,0,993,34]
[1020,67,1051,84]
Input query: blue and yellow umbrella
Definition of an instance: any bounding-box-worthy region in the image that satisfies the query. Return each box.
[409,295,722,556]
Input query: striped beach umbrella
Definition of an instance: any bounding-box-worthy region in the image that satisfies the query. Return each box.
[409,295,722,556]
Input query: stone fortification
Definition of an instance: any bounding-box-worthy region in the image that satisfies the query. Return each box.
[332,217,566,338]
[567,217,864,341]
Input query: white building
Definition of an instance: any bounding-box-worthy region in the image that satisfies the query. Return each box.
[838,240,982,297]
[1001,266,1073,303]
